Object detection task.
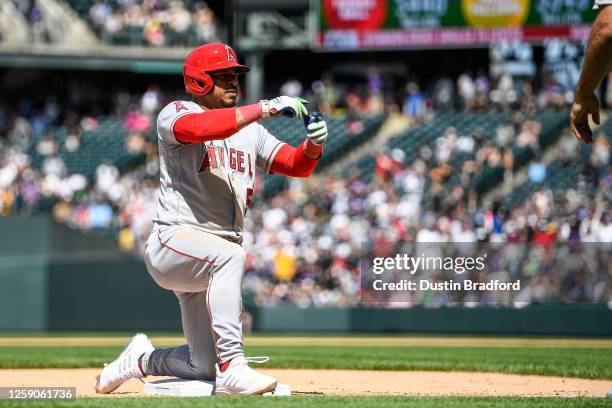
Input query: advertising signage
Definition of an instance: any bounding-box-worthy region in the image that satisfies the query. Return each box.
[315,0,597,50]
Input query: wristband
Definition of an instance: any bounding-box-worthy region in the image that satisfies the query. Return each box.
[260,100,270,118]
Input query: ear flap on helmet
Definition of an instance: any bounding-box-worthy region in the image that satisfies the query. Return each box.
[184,65,214,96]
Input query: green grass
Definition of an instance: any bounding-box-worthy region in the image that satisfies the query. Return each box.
[2,396,610,408]
[0,344,610,380]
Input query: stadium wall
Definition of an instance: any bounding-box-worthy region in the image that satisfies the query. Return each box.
[1,216,611,335]
[253,305,612,336]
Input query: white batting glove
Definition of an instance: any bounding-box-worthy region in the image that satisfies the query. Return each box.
[306,116,328,145]
[261,96,308,119]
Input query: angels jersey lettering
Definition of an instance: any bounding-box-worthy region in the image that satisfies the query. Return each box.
[154,101,285,243]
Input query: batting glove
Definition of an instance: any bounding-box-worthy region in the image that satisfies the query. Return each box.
[261,96,308,119]
[305,113,328,145]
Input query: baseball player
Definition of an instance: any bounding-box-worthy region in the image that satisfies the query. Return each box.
[570,0,612,143]
[95,43,328,395]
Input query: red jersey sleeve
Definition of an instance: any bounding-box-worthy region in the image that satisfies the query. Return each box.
[173,103,263,143]
[269,141,322,177]
[173,108,238,143]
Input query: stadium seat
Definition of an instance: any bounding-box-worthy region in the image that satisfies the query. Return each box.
[502,113,611,208]
[343,109,570,207]
[28,117,146,178]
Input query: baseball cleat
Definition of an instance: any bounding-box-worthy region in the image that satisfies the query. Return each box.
[95,333,154,394]
[215,356,277,396]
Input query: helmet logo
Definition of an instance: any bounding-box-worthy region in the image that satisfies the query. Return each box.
[225,45,236,62]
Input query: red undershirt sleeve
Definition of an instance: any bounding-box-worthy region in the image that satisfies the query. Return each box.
[173,109,238,143]
[172,104,262,143]
[269,141,322,177]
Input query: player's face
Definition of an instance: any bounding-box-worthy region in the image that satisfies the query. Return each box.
[210,69,240,108]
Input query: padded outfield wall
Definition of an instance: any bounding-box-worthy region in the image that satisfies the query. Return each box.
[0,216,610,335]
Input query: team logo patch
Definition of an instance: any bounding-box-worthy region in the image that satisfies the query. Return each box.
[174,102,188,113]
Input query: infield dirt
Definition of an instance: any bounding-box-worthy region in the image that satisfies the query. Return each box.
[2,336,610,398]
[0,368,610,398]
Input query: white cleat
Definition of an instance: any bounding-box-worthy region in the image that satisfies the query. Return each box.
[95,333,154,394]
[215,356,277,396]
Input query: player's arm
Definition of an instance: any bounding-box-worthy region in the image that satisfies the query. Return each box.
[571,4,612,143]
[173,97,308,144]
[270,116,328,177]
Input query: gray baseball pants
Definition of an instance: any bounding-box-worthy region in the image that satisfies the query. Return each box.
[142,225,245,380]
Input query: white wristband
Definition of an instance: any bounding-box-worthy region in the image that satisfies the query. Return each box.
[260,100,270,118]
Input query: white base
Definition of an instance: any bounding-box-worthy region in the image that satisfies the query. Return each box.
[143,379,292,397]
[144,379,215,397]
[264,383,292,396]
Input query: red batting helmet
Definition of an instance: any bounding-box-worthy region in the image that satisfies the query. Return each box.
[183,43,249,96]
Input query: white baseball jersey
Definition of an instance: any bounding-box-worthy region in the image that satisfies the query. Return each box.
[594,0,612,8]
[153,100,285,243]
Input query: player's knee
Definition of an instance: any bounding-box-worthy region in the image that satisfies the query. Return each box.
[221,245,246,269]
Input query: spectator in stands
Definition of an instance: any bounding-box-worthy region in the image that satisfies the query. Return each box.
[374,150,396,182]
[64,126,81,153]
[81,115,99,132]
[124,108,151,134]
[280,78,303,98]
[432,75,455,111]
[457,71,477,111]
[592,135,610,167]
[194,2,221,43]
[495,120,515,147]
[144,19,165,46]
[474,69,491,109]
[166,1,192,45]
[141,85,163,116]
[515,119,541,152]
[540,72,567,108]
[519,80,535,111]
[90,0,112,27]
[403,82,426,121]
[312,73,339,115]
[345,90,364,119]
[492,72,518,109]
[364,88,385,115]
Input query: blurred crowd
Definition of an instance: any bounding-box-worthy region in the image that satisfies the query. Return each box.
[87,0,222,46]
[281,70,612,124]
[0,71,610,309]
[3,0,223,47]
[0,79,166,227]
[242,129,611,307]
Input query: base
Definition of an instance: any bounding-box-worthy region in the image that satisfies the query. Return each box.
[144,379,215,397]
[144,379,291,397]
[264,383,292,396]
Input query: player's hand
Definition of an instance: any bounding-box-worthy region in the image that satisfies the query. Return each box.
[305,112,328,145]
[262,96,308,119]
[570,92,600,144]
